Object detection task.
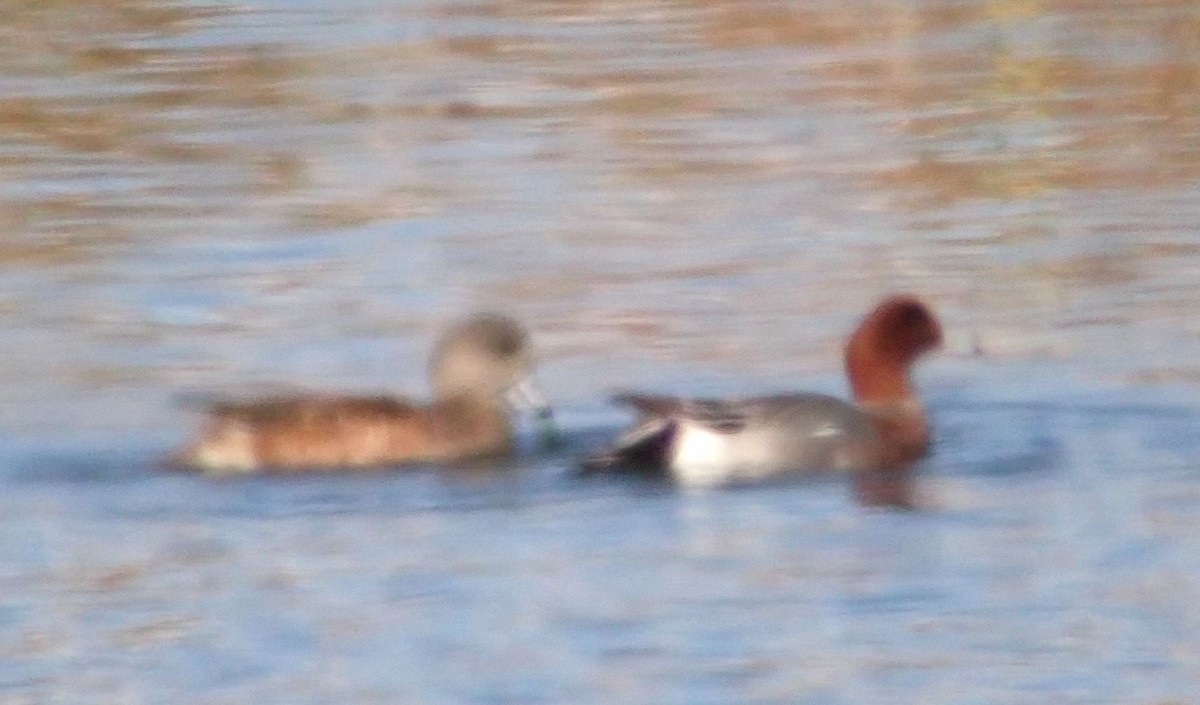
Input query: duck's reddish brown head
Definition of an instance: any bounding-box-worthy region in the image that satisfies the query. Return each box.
[844,295,942,405]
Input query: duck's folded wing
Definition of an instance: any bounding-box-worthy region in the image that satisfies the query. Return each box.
[189,394,418,425]
[173,383,316,410]
[611,393,749,433]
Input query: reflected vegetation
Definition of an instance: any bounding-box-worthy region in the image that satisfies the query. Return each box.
[0,0,1199,436]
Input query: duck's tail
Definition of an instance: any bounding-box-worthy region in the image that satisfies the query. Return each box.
[579,416,677,477]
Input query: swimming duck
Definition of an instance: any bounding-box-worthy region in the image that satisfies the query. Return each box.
[582,295,943,507]
[170,312,554,473]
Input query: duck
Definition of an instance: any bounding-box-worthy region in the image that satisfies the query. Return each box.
[169,312,555,474]
[581,295,943,508]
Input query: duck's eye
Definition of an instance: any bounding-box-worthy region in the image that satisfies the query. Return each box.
[897,302,929,327]
[491,330,524,357]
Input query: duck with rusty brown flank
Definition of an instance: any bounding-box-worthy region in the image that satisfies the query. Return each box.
[170,313,555,474]
[581,295,943,508]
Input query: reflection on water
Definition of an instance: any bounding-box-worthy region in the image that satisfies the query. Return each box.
[1,0,1199,702]
[1,0,1198,438]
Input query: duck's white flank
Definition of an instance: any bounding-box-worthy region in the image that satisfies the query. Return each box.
[670,419,847,487]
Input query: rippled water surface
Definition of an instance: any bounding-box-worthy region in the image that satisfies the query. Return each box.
[2,0,1200,702]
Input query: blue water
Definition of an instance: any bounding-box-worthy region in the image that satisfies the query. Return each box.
[2,0,1200,702]
[3,368,1198,703]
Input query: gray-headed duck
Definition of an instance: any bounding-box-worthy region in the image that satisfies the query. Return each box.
[171,313,554,474]
[582,296,943,508]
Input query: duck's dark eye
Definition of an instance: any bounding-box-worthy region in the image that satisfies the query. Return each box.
[897,302,929,326]
[491,329,524,357]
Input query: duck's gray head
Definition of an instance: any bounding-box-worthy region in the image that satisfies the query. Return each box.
[429,313,548,416]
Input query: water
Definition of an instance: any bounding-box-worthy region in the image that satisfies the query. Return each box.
[2,0,1199,702]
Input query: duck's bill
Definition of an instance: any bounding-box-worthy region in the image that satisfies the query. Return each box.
[506,377,560,447]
